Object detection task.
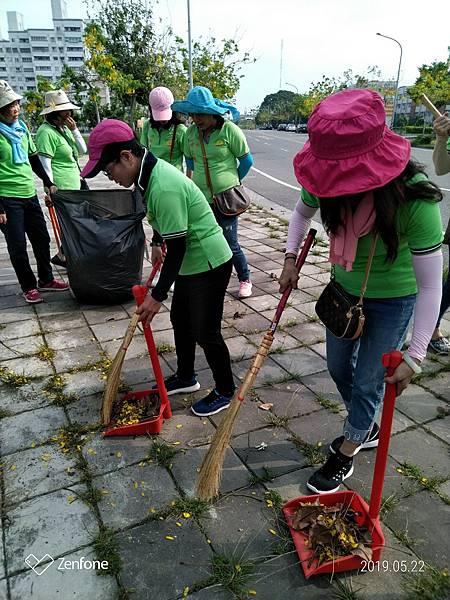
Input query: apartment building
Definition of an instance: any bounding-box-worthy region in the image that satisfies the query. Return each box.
[0,0,85,94]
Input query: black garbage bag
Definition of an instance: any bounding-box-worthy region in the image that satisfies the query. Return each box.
[52,189,146,304]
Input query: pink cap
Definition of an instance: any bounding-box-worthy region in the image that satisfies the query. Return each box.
[81,119,135,178]
[149,86,174,121]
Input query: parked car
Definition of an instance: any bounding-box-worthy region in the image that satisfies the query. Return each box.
[296,123,308,133]
[259,124,273,130]
[277,123,287,131]
[286,123,296,132]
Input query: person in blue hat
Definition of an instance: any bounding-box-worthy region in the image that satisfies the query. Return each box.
[172,86,254,299]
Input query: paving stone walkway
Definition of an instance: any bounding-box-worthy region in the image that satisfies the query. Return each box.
[0,168,449,600]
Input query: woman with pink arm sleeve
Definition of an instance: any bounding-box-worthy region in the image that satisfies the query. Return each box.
[279,89,443,495]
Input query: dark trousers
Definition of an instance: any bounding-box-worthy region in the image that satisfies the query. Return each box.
[0,195,53,293]
[170,259,235,396]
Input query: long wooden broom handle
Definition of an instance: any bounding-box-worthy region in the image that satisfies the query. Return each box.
[236,228,317,401]
[421,93,442,118]
[271,228,317,334]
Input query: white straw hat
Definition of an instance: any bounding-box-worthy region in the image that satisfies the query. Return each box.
[40,90,79,115]
[0,80,22,110]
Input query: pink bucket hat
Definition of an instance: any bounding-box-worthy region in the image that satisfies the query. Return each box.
[293,88,411,197]
[149,86,174,121]
[81,119,135,178]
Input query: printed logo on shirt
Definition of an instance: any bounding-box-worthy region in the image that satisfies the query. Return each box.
[214,140,225,146]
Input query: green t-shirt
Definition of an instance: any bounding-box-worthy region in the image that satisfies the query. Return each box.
[139,120,187,171]
[183,121,250,203]
[0,120,37,198]
[301,176,443,298]
[144,159,232,275]
[35,122,80,190]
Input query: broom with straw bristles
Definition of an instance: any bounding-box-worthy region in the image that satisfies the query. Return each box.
[197,228,317,501]
[101,259,161,426]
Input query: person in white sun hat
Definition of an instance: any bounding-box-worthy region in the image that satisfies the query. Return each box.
[0,81,69,303]
[36,89,87,268]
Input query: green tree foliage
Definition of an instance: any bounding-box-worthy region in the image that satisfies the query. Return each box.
[256,66,384,125]
[256,90,300,125]
[82,0,253,122]
[179,37,255,99]
[22,74,71,129]
[408,61,450,111]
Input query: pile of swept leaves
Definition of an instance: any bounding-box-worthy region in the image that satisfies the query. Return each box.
[290,499,372,566]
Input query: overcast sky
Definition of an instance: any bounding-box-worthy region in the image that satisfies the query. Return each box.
[1,0,449,110]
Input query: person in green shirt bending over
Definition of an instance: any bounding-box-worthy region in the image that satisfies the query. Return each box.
[139,86,187,172]
[36,90,88,268]
[80,119,236,417]
[172,86,254,299]
[0,81,69,303]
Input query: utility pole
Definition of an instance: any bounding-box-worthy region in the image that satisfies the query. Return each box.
[187,0,193,89]
[279,39,283,90]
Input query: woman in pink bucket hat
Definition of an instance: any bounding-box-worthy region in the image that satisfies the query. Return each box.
[139,86,187,172]
[279,88,444,494]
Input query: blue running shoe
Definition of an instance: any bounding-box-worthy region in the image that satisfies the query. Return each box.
[191,389,233,417]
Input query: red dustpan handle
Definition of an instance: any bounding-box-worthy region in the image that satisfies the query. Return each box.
[368,350,403,520]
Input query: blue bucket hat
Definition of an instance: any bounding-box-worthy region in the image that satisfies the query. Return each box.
[172,86,240,122]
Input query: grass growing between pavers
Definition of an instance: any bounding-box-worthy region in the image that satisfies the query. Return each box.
[402,564,450,600]
[156,342,175,356]
[379,493,400,519]
[146,438,179,469]
[43,374,79,406]
[0,366,32,387]
[331,576,364,600]
[291,438,327,466]
[395,462,448,495]
[248,466,276,486]
[315,393,341,414]
[49,421,131,598]
[35,343,55,362]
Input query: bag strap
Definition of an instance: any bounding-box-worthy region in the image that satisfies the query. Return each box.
[198,130,215,197]
[357,233,379,305]
[169,123,177,162]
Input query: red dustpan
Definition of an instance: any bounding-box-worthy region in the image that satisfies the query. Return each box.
[283,350,403,577]
[103,284,172,437]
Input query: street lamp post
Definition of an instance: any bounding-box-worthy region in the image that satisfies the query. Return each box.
[376,32,403,128]
[285,82,299,124]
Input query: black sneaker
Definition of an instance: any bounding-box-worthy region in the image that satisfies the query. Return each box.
[155,373,200,396]
[329,422,380,456]
[307,451,354,494]
[50,253,67,269]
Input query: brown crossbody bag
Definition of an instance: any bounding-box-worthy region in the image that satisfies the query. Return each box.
[315,234,378,340]
[198,130,251,217]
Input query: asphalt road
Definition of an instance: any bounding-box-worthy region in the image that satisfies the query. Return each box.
[244,129,450,232]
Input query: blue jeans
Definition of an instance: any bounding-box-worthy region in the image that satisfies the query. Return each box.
[0,195,53,292]
[436,267,450,328]
[326,294,416,443]
[214,210,250,282]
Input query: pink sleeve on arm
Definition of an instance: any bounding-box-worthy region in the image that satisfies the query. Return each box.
[408,250,443,361]
[286,198,318,255]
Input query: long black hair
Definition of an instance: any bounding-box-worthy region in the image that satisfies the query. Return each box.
[149,112,185,130]
[319,160,443,262]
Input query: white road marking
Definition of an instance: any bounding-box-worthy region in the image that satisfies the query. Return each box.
[251,166,301,191]
[280,148,289,152]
